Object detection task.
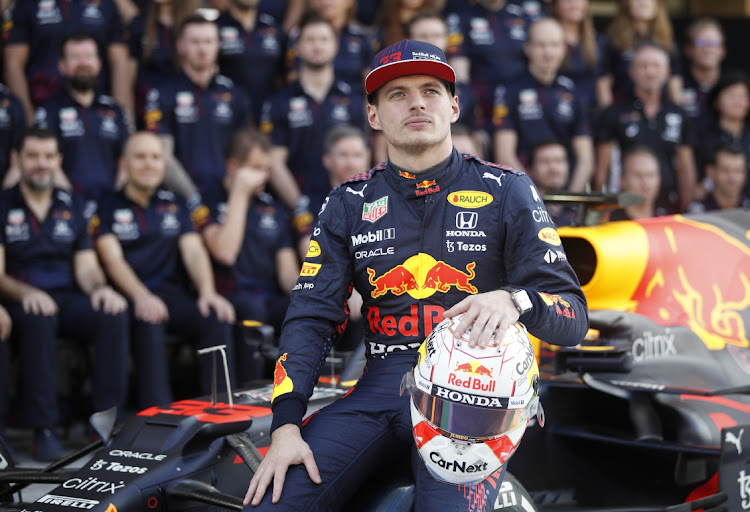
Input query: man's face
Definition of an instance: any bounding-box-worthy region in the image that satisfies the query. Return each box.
[309,0,352,20]
[408,18,448,51]
[59,39,101,91]
[621,152,661,202]
[367,75,459,155]
[630,46,669,93]
[628,0,657,22]
[231,0,260,9]
[296,22,338,69]
[323,135,371,186]
[19,137,61,191]
[122,134,166,191]
[687,25,725,69]
[178,22,220,72]
[715,83,749,121]
[709,151,747,200]
[530,144,569,192]
[525,20,566,75]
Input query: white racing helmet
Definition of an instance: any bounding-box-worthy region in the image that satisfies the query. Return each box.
[400,314,543,485]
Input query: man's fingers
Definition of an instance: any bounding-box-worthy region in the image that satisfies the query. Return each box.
[271,467,288,503]
[302,451,322,484]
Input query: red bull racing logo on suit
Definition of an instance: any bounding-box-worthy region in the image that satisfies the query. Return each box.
[366,253,478,299]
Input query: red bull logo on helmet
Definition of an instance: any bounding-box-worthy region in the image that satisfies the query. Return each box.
[366,253,478,299]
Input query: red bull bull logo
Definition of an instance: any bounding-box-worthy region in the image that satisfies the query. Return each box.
[367,254,478,299]
[415,179,440,197]
[272,353,293,401]
[399,170,416,179]
[454,360,494,377]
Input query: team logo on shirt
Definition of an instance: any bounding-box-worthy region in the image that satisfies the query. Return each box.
[306,240,321,258]
[175,92,197,123]
[113,208,139,240]
[447,191,493,209]
[37,0,62,23]
[52,219,74,242]
[5,209,29,242]
[160,212,180,234]
[82,3,103,19]
[362,196,388,223]
[300,263,321,276]
[538,227,561,246]
[59,108,84,137]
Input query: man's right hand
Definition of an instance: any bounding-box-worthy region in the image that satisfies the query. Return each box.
[21,290,58,316]
[243,424,321,507]
[234,166,268,197]
[134,293,169,324]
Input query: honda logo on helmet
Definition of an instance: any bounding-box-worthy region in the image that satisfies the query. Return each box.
[455,212,477,229]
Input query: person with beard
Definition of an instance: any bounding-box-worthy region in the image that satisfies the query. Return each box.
[28,34,129,205]
[216,0,288,122]
[0,127,129,461]
[527,140,578,227]
[259,13,365,256]
[144,14,253,206]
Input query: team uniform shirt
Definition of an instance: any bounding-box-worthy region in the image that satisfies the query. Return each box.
[287,23,380,92]
[270,149,589,429]
[258,0,289,26]
[93,188,196,290]
[0,84,26,178]
[206,191,294,297]
[688,192,750,213]
[445,2,543,128]
[559,34,607,118]
[0,186,91,293]
[216,10,287,121]
[2,0,126,106]
[35,90,129,200]
[679,69,714,138]
[597,97,695,202]
[144,72,253,204]
[260,79,365,213]
[493,72,590,169]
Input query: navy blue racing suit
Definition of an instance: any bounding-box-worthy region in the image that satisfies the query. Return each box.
[250,149,588,512]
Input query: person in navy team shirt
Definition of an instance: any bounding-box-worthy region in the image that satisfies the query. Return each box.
[202,129,298,382]
[0,83,25,182]
[216,0,288,122]
[2,0,131,126]
[0,127,129,461]
[94,132,236,401]
[493,18,593,192]
[260,13,365,252]
[29,34,129,203]
[144,14,253,206]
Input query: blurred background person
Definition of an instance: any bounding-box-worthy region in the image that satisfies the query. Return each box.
[680,18,727,138]
[202,129,299,383]
[494,17,593,191]
[451,124,481,156]
[597,0,681,108]
[376,0,443,46]
[690,144,750,212]
[610,145,668,220]
[527,140,577,227]
[0,82,25,184]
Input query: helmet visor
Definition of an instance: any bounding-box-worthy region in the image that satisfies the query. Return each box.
[400,372,536,440]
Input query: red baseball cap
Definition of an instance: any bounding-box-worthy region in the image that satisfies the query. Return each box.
[365,40,456,96]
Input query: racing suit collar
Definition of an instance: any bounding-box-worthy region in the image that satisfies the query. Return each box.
[386,148,461,200]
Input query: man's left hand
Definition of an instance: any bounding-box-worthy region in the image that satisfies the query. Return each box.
[198,292,236,324]
[444,290,519,348]
[91,286,128,314]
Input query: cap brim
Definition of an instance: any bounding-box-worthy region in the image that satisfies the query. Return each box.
[365,60,456,95]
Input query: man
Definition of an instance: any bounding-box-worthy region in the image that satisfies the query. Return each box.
[0,127,129,461]
[681,18,726,137]
[610,146,667,221]
[595,42,696,213]
[201,129,298,382]
[243,39,588,511]
[322,124,371,188]
[689,144,750,213]
[2,0,131,125]
[494,17,593,192]
[527,140,577,227]
[29,34,129,203]
[216,0,287,121]
[94,132,236,403]
[144,14,253,205]
[260,13,365,246]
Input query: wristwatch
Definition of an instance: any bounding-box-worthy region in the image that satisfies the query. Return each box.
[501,286,532,314]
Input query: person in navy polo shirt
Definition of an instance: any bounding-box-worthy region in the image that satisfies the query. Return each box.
[94,132,237,402]
[2,0,131,125]
[0,83,25,182]
[260,13,365,251]
[144,14,253,206]
[493,18,593,192]
[0,127,129,461]
[202,129,299,383]
[216,0,288,122]
[29,33,129,203]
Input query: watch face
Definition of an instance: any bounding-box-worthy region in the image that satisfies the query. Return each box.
[515,290,532,312]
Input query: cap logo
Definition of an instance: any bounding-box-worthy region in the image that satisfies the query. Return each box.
[379,51,402,65]
[412,51,442,61]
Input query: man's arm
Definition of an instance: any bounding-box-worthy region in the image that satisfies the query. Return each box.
[108,43,135,128]
[593,141,613,192]
[159,135,199,200]
[3,44,34,124]
[73,249,127,314]
[95,234,168,323]
[0,245,58,315]
[569,135,594,192]
[268,146,301,210]
[275,247,300,294]
[675,145,696,213]
[494,130,524,172]
[178,232,235,323]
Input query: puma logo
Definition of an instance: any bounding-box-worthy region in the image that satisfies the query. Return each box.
[483,172,503,187]
[347,184,367,197]
[726,428,744,454]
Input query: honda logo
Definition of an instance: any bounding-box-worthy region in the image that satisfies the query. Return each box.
[456,212,477,229]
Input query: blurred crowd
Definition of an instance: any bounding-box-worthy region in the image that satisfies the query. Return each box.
[0,0,748,460]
